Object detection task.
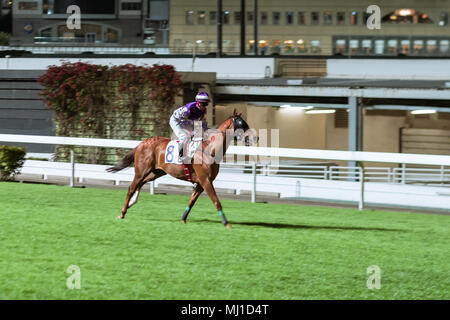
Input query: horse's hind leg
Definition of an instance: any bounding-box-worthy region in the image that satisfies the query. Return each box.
[128,170,166,208]
[118,174,145,219]
[181,183,204,224]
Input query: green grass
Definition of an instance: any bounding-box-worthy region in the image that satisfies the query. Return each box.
[0,181,449,300]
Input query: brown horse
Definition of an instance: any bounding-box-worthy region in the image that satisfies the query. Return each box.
[107,109,258,228]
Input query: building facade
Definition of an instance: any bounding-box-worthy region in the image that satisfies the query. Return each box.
[8,0,450,57]
[171,0,450,56]
[11,0,169,47]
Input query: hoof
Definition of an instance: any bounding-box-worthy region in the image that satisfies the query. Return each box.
[225,223,231,229]
[181,220,187,224]
[117,215,125,220]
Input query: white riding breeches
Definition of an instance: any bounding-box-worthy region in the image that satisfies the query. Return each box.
[169,115,191,145]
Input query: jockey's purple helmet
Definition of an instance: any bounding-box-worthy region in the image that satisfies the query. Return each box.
[195,92,210,103]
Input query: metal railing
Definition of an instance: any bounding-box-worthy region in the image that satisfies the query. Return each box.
[1,133,450,211]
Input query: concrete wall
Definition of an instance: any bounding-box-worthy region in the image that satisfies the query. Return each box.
[0,57,275,79]
[327,59,450,80]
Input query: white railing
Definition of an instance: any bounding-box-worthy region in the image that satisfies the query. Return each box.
[1,134,450,211]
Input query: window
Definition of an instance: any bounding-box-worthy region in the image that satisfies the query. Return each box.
[349,39,359,54]
[297,39,307,53]
[261,12,268,25]
[121,2,142,11]
[284,40,294,53]
[362,39,372,54]
[272,12,280,25]
[286,11,294,25]
[440,40,450,53]
[209,11,217,24]
[198,11,206,24]
[363,12,371,25]
[247,12,254,24]
[439,13,448,26]
[350,11,358,25]
[375,39,384,54]
[234,12,241,24]
[381,9,433,24]
[335,39,346,54]
[186,11,194,25]
[337,12,345,25]
[426,40,437,54]
[310,40,321,53]
[259,40,268,55]
[298,12,306,25]
[18,1,38,10]
[324,11,332,25]
[223,11,230,24]
[400,40,410,54]
[271,39,281,54]
[413,40,424,53]
[387,39,398,54]
[311,12,320,25]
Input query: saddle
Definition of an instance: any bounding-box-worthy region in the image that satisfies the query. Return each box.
[165,137,203,165]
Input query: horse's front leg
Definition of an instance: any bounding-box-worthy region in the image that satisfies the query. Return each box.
[200,179,231,229]
[181,183,204,224]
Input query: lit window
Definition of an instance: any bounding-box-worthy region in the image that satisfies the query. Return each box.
[439,40,449,53]
[374,40,384,54]
[198,11,206,24]
[362,39,372,54]
[284,40,294,53]
[401,40,411,54]
[273,12,280,25]
[337,12,345,25]
[286,12,294,25]
[387,39,398,54]
[350,11,358,25]
[259,40,268,55]
[311,12,320,25]
[186,11,195,25]
[310,40,321,53]
[324,11,332,25]
[413,40,424,53]
[349,39,359,54]
[298,12,306,25]
[381,9,433,24]
[426,40,437,54]
[297,39,307,53]
[439,13,448,26]
[335,39,346,54]
[223,11,230,24]
[272,39,281,54]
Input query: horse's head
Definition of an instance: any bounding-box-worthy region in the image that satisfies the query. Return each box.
[231,109,259,146]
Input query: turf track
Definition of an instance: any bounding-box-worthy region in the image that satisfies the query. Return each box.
[0,182,448,299]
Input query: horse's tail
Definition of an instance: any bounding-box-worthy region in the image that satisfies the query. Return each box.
[106,149,136,173]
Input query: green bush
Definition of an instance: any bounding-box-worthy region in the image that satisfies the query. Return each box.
[0,32,10,46]
[0,146,26,181]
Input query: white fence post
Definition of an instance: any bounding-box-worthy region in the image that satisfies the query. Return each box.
[150,181,155,195]
[359,166,365,211]
[70,149,75,187]
[251,161,256,203]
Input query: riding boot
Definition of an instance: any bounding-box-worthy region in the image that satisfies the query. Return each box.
[178,144,185,160]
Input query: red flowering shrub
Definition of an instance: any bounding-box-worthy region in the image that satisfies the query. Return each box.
[38,62,183,163]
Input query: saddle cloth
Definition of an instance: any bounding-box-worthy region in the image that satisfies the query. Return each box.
[165,138,202,164]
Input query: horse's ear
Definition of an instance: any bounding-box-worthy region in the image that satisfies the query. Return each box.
[232,109,238,116]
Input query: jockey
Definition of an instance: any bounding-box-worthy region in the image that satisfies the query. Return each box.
[169,92,210,160]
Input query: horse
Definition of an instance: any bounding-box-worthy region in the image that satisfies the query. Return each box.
[106,109,258,228]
